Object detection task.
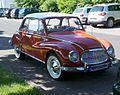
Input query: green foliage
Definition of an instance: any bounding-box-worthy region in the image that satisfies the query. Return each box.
[40,0,59,12]
[57,0,79,13]
[15,0,45,9]
[14,0,120,13]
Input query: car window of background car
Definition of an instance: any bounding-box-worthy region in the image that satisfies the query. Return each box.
[90,6,104,12]
[73,8,83,13]
[108,5,120,11]
[19,8,25,14]
[117,5,120,11]
[87,8,91,13]
[114,5,120,11]
[28,19,39,31]
[108,5,115,11]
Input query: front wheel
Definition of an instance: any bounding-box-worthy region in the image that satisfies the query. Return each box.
[14,45,25,60]
[46,53,64,80]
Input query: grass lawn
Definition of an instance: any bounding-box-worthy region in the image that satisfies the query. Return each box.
[0,64,42,95]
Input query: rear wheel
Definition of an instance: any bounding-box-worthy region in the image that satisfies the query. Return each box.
[46,53,64,80]
[14,45,25,60]
[105,18,114,28]
[91,24,97,27]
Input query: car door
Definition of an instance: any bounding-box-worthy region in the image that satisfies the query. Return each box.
[21,18,46,61]
[30,19,46,61]
[21,18,39,55]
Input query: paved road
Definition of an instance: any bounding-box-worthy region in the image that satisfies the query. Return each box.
[0,18,120,95]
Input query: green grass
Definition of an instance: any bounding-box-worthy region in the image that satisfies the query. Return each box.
[0,64,42,95]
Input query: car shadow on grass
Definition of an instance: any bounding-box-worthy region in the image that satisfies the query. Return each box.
[0,53,120,95]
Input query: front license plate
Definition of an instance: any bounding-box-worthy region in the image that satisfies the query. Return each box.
[89,63,109,71]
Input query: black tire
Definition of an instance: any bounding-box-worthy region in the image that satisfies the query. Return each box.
[46,53,65,80]
[91,24,97,27]
[14,45,25,60]
[105,18,114,28]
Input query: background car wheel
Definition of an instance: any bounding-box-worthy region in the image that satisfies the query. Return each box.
[105,18,114,28]
[91,24,97,27]
[14,45,25,60]
[46,53,64,80]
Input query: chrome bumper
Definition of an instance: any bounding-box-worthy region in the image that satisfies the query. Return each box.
[62,59,118,72]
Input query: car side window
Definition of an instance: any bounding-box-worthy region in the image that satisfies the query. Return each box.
[28,19,39,31]
[108,5,120,11]
[116,5,120,11]
[38,20,44,33]
[87,8,91,13]
[108,5,115,11]
[20,18,29,30]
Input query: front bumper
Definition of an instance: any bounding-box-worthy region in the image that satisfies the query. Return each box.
[62,59,118,72]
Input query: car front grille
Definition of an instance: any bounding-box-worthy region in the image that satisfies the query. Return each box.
[81,48,109,64]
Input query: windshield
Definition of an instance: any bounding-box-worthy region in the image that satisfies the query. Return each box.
[90,6,104,12]
[19,8,25,14]
[73,8,83,13]
[45,17,83,32]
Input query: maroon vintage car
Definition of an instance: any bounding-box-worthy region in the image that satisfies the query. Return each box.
[10,12,116,80]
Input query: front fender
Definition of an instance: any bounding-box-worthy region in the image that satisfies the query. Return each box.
[97,37,112,49]
[32,41,82,66]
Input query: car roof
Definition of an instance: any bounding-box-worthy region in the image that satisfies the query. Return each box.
[94,3,120,6]
[24,12,77,19]
[77,7,92,9]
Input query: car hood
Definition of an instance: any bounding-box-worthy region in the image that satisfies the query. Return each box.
[48,30,103,50]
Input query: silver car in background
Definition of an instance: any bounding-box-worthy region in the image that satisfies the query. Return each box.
[88,3,120,27]
[73,7,91,24]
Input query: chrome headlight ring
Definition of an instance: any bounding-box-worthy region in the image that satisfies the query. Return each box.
[68,50,79,63]
[107,45,115,57]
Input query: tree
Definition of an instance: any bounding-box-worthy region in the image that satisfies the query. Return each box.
[40,0,59,12]
[57,0,79,13]
[15,0,46,9]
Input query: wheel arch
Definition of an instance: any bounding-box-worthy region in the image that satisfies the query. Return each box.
[107,17,114,22]
[45,50,64,65]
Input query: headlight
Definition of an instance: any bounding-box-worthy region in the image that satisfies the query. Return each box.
[107,45,115,57]
[68,51,79,63]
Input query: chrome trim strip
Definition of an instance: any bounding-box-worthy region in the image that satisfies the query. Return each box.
[21,51,45,64]
[61,67,85,72]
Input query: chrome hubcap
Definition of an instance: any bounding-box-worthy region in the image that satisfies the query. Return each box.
[14,46,21,58]
[108,19,113,27]
[47,55,61,79]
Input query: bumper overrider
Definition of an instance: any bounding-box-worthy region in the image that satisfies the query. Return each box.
[61,58,118,72]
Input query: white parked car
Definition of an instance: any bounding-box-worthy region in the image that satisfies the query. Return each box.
[88,3,120,27]
[73,7,91,24]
